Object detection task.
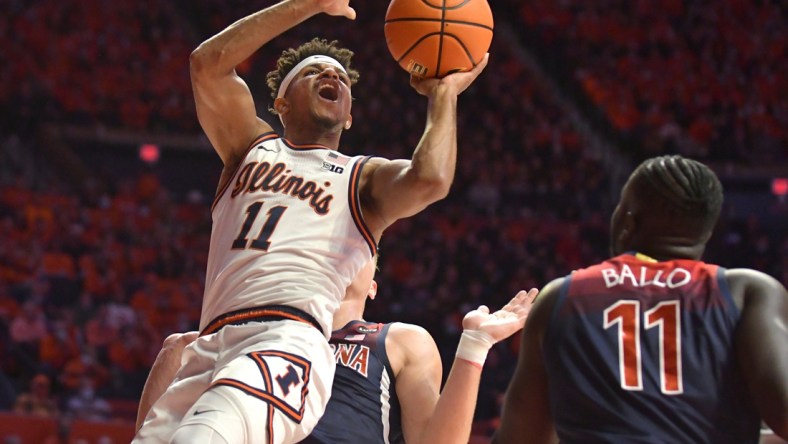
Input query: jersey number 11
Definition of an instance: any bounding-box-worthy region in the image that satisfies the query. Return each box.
[232,201,287,250]
[603,300,683,395]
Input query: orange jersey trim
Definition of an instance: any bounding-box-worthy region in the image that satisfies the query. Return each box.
[348,156,377,256]
[282,138,331,151]
[200,307,318,336]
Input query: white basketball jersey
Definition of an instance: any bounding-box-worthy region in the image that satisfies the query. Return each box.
[201,132,376,336]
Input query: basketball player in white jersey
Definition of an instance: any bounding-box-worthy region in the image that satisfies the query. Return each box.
[133,0,489,441]
[136,258,539,444]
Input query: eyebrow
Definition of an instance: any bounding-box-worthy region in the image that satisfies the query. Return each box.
[302,63,349,77]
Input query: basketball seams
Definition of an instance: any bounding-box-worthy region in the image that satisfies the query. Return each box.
[443,34,476,66]
[395,33,443,63]
[416,0,470,10]
[384,18,493,32]
[385,0,492,78]
[435,0,446,76]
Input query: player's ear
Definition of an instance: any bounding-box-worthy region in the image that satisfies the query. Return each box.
[367,280,378,300]
[618,210,636,246]
[274,97,289,116]
[344,115,352,130]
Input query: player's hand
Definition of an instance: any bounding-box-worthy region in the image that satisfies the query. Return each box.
[462,288,538,343]
[410,53,489,97]
[161,331,199,351]
[315,0,356,20]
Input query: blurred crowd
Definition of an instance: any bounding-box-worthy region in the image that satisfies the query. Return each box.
[0,0,785,434]
[518,0,787,163]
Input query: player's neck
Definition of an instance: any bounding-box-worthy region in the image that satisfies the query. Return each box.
[629,240,705,262]
[332,300,366,331]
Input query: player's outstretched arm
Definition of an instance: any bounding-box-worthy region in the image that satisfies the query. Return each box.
[729,269,788,438]
[494,280,563,444]
[359,55,489,239]
[136,332,199,431]
[190,0,356,164]
[394,289,537,444]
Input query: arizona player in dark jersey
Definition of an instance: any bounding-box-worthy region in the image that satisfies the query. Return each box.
[303,259,537,444]
[302,259,404,443]
[494,155,788,444]
[137,258,538,443]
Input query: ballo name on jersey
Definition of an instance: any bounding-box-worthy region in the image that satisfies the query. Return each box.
[331,343,370,377]
[231,161,333,215]
[601,264,692,289]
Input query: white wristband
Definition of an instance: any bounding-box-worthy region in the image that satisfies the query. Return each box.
[455,330,495,367]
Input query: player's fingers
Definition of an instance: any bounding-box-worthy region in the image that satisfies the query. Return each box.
[477,305,490,314]
[504,290,531,311]
[471,53,490,74]
[344,6,356,20]
[514,290,530,303]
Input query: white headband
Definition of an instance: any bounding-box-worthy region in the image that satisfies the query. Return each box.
[276,55,348,99]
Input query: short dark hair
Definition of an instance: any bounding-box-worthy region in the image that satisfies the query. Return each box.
[266,38,360,114]
[630,155,723,231]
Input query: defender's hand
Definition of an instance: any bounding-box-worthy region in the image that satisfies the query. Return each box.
[410,53,489,97]
[462,288,539,343]
[315,0,356,20]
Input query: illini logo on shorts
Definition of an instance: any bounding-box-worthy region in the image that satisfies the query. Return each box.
[213,350,312,423]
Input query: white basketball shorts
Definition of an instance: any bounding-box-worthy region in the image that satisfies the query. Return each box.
[134,318,334,443]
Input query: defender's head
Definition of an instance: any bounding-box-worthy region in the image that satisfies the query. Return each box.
[345,256,378,303]
[610,155,723,259]
[266,38,360,132]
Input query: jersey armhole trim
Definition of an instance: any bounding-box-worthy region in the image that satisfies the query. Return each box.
[348,156,378,256]
[716,266,740,316]
[211,131,279,212]
[543,275,572,346]
[378,323,395,377]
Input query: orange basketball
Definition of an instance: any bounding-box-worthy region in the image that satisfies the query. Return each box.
[384,0,493,78]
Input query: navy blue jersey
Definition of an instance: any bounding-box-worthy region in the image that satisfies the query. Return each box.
[543,253,759,444]
[305,321,404,444]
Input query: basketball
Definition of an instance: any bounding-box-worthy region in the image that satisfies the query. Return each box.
[384,0,493,78]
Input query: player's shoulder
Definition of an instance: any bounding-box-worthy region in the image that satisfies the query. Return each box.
[387,322,433,345]
[385,322,439,374]
[724,268,787,301]
[359,156,405,176]
[724,267,780,282]
[521,276,570,346]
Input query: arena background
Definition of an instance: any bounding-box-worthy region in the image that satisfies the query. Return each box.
[0,0,785,442]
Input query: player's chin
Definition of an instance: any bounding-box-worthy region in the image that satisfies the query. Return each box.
[313,106,346,126]
[312,113,344,132]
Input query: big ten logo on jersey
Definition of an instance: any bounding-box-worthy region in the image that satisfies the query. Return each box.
[214,350,312,422]
[322,151,349,174]
[330,343,370,377]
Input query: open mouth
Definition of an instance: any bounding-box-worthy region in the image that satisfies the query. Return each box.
[317,82,339,101]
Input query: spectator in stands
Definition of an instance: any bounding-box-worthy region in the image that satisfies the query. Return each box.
[38,318,81,372]
[14,374,59,418]
[9,301,47,368]
[65,377,111,421]
[60,350,110,394]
